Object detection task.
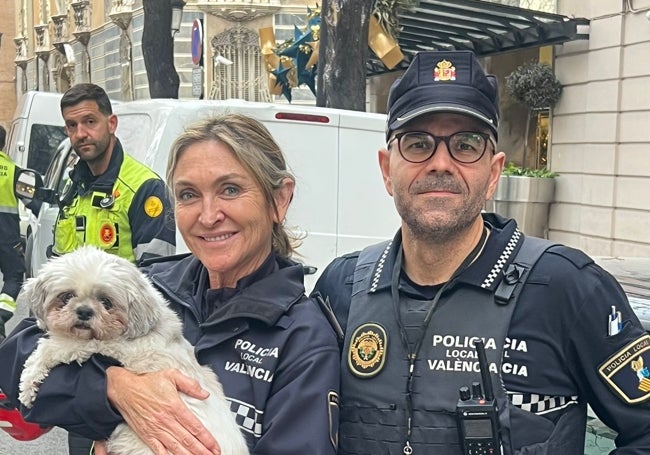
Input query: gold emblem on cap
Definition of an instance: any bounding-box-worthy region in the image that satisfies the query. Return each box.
[434,59,456,81]
[348,323,387,378]
[144,196,164,218]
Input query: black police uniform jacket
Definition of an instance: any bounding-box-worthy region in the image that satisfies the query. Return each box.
[313,213,650,455]
[0,252,340,455]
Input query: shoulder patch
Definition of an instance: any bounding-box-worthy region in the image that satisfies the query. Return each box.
[144,196,164,218]
[598,334,650,404]
[348,323,387,378]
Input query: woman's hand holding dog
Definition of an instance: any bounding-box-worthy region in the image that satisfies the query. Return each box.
[106,366,221,455]
[92,441,108,455]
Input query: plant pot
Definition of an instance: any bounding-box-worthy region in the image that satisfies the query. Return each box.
[485,175,555,238]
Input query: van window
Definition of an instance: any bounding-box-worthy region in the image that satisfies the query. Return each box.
[57,151,79,195]
[27,124,67,175]
[42,141,76,193]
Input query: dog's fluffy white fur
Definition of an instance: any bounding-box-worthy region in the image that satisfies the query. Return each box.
[18,246,249,455]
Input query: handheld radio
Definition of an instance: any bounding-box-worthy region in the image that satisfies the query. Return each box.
[455,339,501,455]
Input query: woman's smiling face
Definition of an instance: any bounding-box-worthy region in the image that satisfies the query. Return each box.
[171,140,276,289]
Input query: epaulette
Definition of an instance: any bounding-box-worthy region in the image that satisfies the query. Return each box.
[546,244,593,269]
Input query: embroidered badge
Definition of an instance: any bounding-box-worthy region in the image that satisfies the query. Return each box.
[598,334,650,404]
[99,223,116,245]
[348,323,387,378]
[434,59,456,81]
[144,196,163,218]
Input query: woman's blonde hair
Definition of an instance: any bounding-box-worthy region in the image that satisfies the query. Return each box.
[167,113,300,258]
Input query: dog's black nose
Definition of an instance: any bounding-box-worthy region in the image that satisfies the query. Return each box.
[76,307,94,321]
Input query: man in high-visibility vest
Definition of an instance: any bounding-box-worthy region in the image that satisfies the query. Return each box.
[0,125,25,342]
[52,83,176,264]
[52,83,177,455]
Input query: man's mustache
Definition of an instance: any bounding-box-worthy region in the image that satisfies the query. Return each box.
[410,176,463,194]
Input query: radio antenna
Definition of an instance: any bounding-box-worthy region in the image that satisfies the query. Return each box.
[475,339,494,402]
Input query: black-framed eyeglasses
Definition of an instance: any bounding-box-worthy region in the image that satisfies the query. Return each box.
[387,131,496,164]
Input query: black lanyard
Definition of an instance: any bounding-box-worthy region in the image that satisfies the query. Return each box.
[390,227,488,454]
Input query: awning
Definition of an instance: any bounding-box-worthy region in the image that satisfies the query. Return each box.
[367,0,590,76]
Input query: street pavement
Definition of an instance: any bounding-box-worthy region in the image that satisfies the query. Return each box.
[0,427,68,455]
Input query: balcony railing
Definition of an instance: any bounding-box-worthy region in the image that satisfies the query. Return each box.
[110,0,134,30]
[71,1,90,34]
[34,24,50,57]
[14,35,28,64]
[51,14,69,46]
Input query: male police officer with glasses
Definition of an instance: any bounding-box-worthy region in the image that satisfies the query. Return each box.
[313,50,650,454]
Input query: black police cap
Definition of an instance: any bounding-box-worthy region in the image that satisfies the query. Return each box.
[385,50,500,141]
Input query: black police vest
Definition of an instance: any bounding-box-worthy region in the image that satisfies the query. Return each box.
[339,238,588,455]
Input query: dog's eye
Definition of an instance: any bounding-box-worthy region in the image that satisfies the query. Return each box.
[58,292,75,304]
[100,297,113,310]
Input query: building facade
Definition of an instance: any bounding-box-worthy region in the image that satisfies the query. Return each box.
[9,0,317,104]
[551,0,650,256]
[0,2,18,127]
[4,0,650,256]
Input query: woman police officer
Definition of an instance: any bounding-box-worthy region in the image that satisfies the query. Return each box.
[0,114,341,455]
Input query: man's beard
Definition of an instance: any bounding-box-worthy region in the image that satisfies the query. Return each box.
[394,174,489,243]
[74,137,110,165]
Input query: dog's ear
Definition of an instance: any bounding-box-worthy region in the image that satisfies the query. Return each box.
[19,277,49,331]
[121,271,165,339]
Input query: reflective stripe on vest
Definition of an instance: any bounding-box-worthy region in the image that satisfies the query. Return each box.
[0,207,19,214]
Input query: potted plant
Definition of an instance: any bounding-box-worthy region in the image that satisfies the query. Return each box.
[505,61,562,168]
[487,163,557,238]
[505,61,562,111]
[488,62,563,238]
[501,162,557,178]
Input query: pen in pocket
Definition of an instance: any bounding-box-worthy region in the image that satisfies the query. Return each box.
[608,305,622,336]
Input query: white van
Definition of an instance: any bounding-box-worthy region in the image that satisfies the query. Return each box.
[6,91,67,240]
[21,99,400,289]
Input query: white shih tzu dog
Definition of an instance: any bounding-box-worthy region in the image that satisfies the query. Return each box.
[18,246,250,455]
